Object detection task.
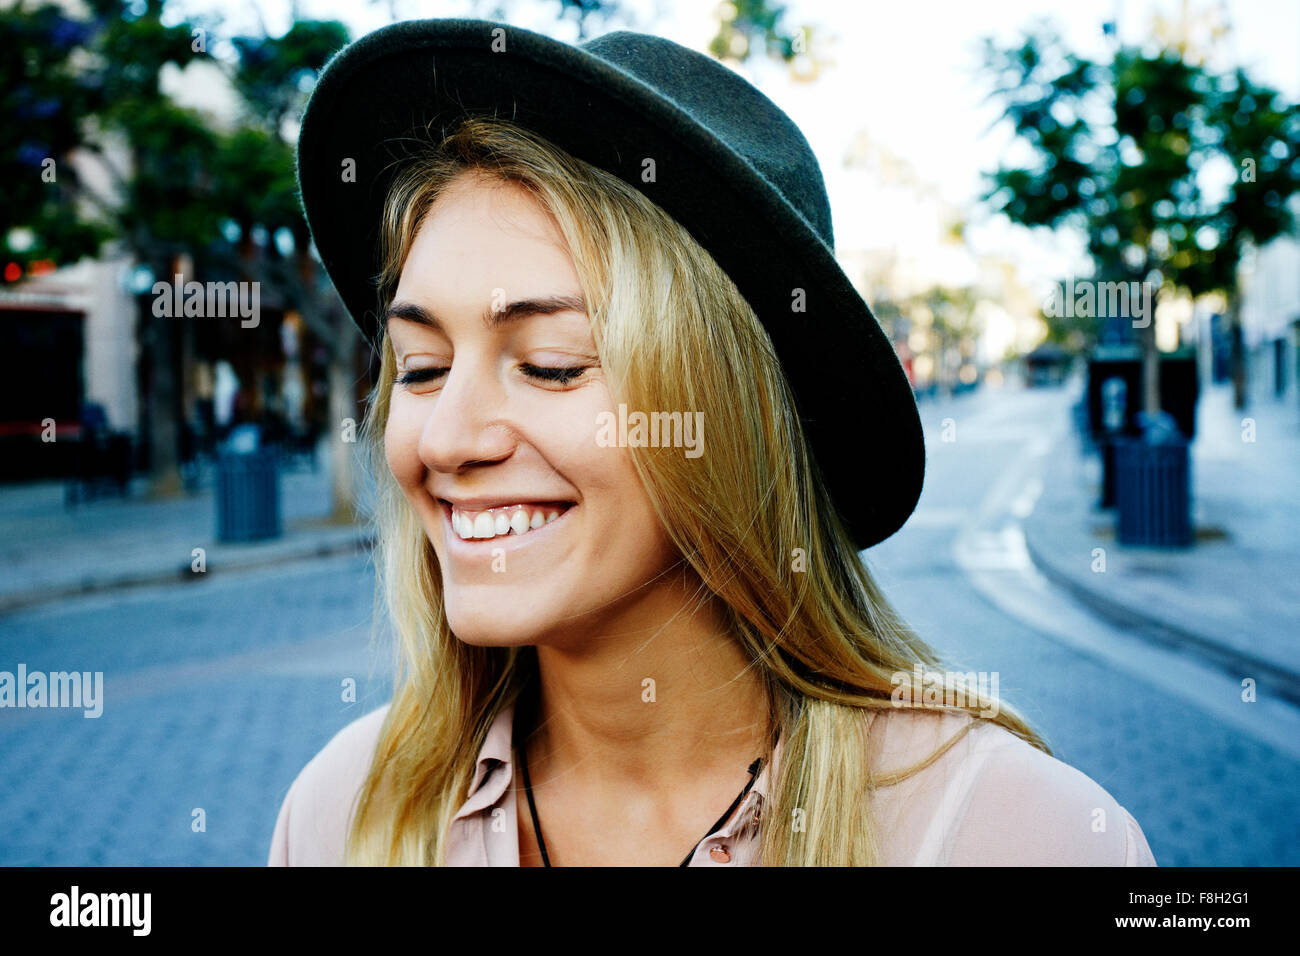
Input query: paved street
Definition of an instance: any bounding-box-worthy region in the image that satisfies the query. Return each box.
[0,553,391,865]
[872,381,1300,866]
[1,380,1297,865]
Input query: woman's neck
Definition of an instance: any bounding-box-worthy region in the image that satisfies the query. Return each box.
[524,572,772,798]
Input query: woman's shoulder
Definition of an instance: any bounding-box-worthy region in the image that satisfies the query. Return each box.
[863,706,1156,866]
[267,704,392,866]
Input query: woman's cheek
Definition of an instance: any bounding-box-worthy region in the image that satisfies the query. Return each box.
[384,398,425,489]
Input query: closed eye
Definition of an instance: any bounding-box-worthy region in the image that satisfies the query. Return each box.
[396,367,447,386]
[396,364,592,389]
[522,363,589,385]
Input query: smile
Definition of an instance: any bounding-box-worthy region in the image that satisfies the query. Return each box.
[441,500,575,542]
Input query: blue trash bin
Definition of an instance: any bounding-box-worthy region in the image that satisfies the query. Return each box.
[1113,413,1192,547]
[216,444,281,542]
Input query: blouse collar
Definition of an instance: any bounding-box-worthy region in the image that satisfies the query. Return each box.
[451,699,784,822]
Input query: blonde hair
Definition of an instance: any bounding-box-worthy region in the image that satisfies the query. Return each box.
[346,115,1051,866]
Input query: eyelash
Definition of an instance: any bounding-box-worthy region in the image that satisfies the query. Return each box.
[396,364,589,387]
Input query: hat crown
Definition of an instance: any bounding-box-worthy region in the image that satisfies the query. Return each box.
[579,30,834,247]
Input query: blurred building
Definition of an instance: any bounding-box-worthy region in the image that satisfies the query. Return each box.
[0,257,137,478]
[1183,232,1300,408]
[0,56,329,481]
[1238,234,1300,403]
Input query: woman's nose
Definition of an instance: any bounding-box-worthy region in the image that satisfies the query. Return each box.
[416,358,515,472]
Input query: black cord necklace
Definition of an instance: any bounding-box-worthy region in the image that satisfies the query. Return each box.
[519,736,762,867]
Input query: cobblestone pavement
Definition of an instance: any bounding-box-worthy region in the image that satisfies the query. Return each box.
[0,553,392,866]
[1,384,1296,865]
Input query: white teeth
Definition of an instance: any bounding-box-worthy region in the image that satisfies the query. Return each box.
[451,504,569,541]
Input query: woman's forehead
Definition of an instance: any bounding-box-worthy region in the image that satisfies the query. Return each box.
[395,183,580,312]
[420,173,562,247]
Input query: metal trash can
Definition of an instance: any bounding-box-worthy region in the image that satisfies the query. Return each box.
[216,443,281,543]
[1113,412,1192,547]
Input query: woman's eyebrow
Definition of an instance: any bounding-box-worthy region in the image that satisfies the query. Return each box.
[382,294,588,333]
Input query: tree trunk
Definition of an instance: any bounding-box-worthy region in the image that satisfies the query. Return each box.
[1141,289,1161,420]
[328,330,361,524]
[294,248,364,524]
[1228,290,1247,410]
[144,284,182,497]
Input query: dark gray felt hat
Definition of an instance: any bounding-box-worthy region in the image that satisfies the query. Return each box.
[296,18,925,549]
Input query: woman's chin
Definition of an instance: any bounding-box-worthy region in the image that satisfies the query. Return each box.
[444,606,551,648]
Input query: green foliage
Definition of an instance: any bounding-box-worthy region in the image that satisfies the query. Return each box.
[210,127,299,233]
[121,101,225,255]
[229,20,350,133]
[982,21,1299,313]
[0,1,113,268]
[709,0,802,63]
[1,0,216,279]
[0,0,354,294]
[981,26,1102,229]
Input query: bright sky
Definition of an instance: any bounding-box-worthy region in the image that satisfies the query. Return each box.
[167,0,1299,291]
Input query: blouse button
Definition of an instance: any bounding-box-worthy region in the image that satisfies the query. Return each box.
[709,845,732,864]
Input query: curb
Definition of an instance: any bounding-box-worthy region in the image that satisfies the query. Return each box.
[1022,531,1300,708]
[0,530,375,615]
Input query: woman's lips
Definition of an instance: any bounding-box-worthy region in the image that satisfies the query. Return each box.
[440,500,574,542]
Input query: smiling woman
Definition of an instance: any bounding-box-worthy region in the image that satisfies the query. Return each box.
[377,161,684,659]
[269,18,1156,868]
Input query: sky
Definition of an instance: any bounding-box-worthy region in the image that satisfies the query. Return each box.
[163,0,1299,297]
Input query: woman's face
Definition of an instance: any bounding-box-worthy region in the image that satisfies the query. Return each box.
[384,172,682,648]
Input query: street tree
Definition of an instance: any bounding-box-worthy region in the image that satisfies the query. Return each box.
[982,21,1299,413]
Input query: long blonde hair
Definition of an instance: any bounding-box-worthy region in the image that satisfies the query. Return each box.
[346,115,1051,866]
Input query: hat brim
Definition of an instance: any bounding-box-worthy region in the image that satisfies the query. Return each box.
[297,18,924,549]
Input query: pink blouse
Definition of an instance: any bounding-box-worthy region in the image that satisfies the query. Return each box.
[268,701,1157,866]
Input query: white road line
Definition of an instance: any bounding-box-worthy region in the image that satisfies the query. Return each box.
[950,395,1300,763]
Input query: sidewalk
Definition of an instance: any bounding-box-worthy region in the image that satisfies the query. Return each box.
[0,448,374,613]
[1023,379,1300,698]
